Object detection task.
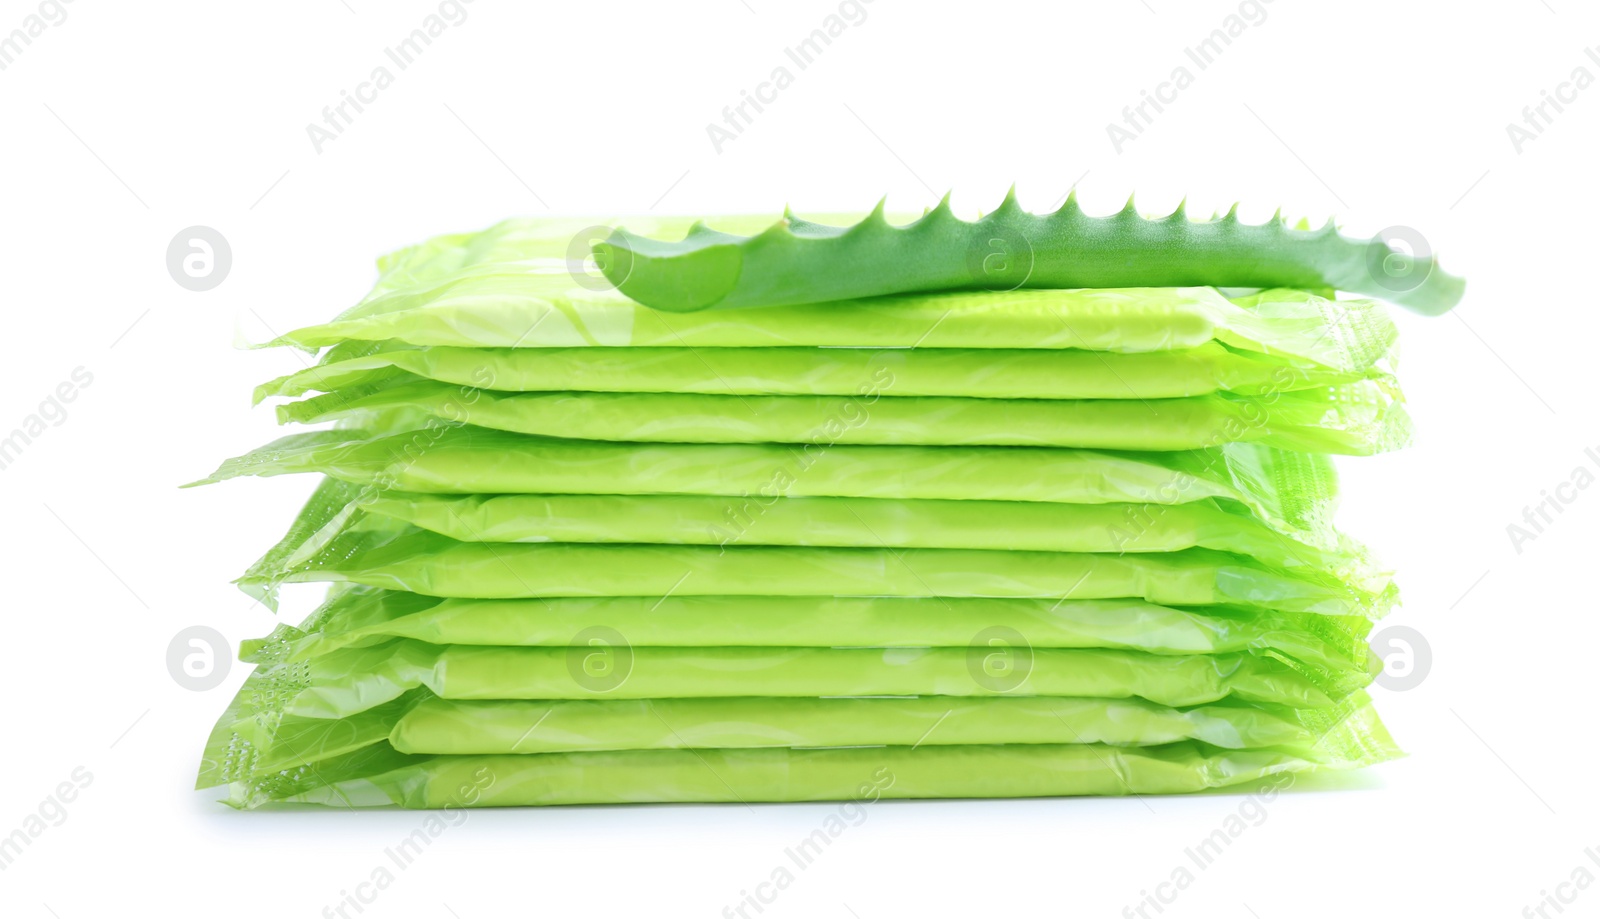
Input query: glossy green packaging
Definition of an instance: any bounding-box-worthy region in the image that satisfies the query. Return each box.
[192,212,1434,808]
[244,585,1375,676]
[257,340,1392,403]
[192,430,1343,539]
[276,379,1408,454]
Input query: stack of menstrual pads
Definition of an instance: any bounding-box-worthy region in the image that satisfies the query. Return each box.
[194,203,1458,808]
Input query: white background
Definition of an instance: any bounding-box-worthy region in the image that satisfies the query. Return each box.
[1,1,1595,916]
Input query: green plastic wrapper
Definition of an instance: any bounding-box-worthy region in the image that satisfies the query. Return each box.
[220,638,1364,720]
[270,477,1384,591]
[266,276,1393,373]
[200,643,1396,808]
[215,736,1401,809]
[191,214,1424,809]
[199,588,1382,790]
[337,488,1379,586]
[241,585,1375,679]
[272,212,1395,365]
[190,429,1342,539]
[255,340,1394,403]
[200,685,1386,777]
[387,692,1383,755]
[238,511,1394,616]
[278,378,1409,454]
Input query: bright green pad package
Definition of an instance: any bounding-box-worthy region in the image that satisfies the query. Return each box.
[239,524,1393,617]
[219,737,1401,809]
[226,639,1362,718]
[255,340,1393,403]
[202,688,1384,775]
[269,477,1380,589]
[201,587,1378,786]
[191,429,1342,539]
[270,475,1382,590]
[388,692,1384,755]
[279,379,1409,455]
[348,212,788,301]
[266,282,1393,372]
[348,491,1380,585]
[243,586,1375,677]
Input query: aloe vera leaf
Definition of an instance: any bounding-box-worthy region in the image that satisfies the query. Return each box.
[595,191,1464,315]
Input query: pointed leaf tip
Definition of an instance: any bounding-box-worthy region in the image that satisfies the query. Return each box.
[993,186,1024,219]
